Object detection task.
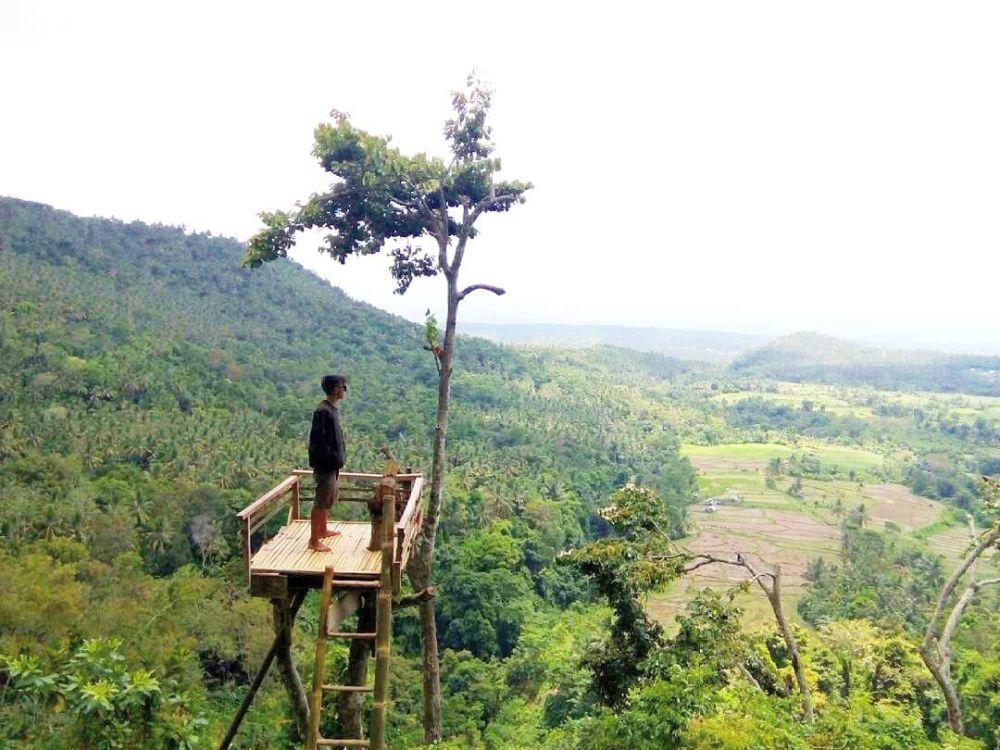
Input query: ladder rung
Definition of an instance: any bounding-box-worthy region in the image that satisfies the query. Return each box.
[317,739,370,747]
[327,631,377,640]
[322,684,374,693]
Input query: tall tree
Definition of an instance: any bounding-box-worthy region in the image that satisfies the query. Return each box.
[919,479,999,736]
[682,553,815,722]
[243,75,530,741]
[559,485,682,707]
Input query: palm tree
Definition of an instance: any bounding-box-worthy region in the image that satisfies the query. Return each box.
[146,517,174,555]
[131,492,151,526]
[832,495,844,521]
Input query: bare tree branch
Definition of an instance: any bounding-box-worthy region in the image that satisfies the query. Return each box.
[397,174,438,235]
[396,587,436,610]
[680,554,774,581]
[457,283,506,301]
[677,558,720,574]
[450,235,468,276]
[922,524,1000,653]
[679,552,812,721]
[919,515,1000,735]
[437,184,449,242]
[470,189,519,222]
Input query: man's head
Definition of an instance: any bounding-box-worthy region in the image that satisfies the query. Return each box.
[321,374,348,403]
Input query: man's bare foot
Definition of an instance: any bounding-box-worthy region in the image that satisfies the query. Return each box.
[308,541,331,553]
[322,528,342,538]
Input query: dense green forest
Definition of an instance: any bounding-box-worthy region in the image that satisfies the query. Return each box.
[1,198,997,749]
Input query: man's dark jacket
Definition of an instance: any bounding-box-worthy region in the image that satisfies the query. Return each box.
[309,399,345,473]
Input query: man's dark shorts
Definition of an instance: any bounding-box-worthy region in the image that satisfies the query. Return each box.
[315,470,339,510]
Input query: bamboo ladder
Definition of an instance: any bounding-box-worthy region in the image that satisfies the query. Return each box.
[307,470,397,750]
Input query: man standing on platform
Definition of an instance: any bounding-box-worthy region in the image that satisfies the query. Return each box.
[308,374,348,552]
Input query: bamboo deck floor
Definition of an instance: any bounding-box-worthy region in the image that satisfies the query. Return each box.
[249,519,380,580]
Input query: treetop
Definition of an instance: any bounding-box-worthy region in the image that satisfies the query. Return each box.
[243,75,531,296]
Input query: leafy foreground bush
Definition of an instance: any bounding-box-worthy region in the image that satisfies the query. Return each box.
[2,638,207,748]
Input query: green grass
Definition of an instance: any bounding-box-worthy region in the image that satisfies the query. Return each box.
[805,444,886,471]
[681,442,885,471]
[682,443,797,460]
[696,473,768,493]
[912,508,964,540]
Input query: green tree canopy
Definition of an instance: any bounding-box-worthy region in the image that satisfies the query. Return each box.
[242,82,530,296]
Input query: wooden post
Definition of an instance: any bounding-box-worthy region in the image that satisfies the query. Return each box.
[370,475,396,750]
[368,510,382,552]
[291,476,301,521]
[218,589,306,750]
[307,566,335,750]
[243,519,252,586]
[274,594,310,741]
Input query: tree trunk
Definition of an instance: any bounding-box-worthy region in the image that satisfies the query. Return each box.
[406,281,458,743]
[337,595,376,739]
[761,566,814,723]
[920,646,964,734]
[682,555,815,722]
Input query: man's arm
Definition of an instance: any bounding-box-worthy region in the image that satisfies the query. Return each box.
[309,409,326,467]
[331,409,346,470]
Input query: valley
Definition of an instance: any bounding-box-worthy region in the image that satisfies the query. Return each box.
[0,198,997,749]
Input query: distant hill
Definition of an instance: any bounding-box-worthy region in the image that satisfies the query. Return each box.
[730,331,1000,395]
[461,322,771,365]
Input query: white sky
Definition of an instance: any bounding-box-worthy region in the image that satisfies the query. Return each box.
[2,1,998,351]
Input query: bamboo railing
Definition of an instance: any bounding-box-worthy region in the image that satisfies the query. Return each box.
[236,470,424,588]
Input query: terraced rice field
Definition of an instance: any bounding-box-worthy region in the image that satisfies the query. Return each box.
[923,523,999,580]
[924,525,974,565]
[649,443,949,627]
[862,484,941,531]
[649,503,840,626]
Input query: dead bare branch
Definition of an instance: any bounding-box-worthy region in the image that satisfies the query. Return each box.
[457,284,506,301]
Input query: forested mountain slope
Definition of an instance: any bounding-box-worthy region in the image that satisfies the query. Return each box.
[731,332,1000,395]
[0,197,697,747]
[0,196,695,502]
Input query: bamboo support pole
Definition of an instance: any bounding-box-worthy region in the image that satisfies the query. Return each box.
[370,475,396,750]
[290,476,301,522]
[218,589,307,750]
[274,597,311,740]
[308,567,335,750]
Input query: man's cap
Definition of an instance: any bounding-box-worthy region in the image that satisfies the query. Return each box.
[321,374,348,393]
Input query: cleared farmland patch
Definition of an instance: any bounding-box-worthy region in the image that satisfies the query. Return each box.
[650,501,842,627]
[681,442,886,474]
[653,442,948,627]
[861,483,941,531]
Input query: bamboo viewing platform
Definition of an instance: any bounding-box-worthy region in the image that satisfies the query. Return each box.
[221,467,424,750]
[237,469,425,597]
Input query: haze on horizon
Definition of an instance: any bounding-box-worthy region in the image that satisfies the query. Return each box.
[2,1,998,353]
